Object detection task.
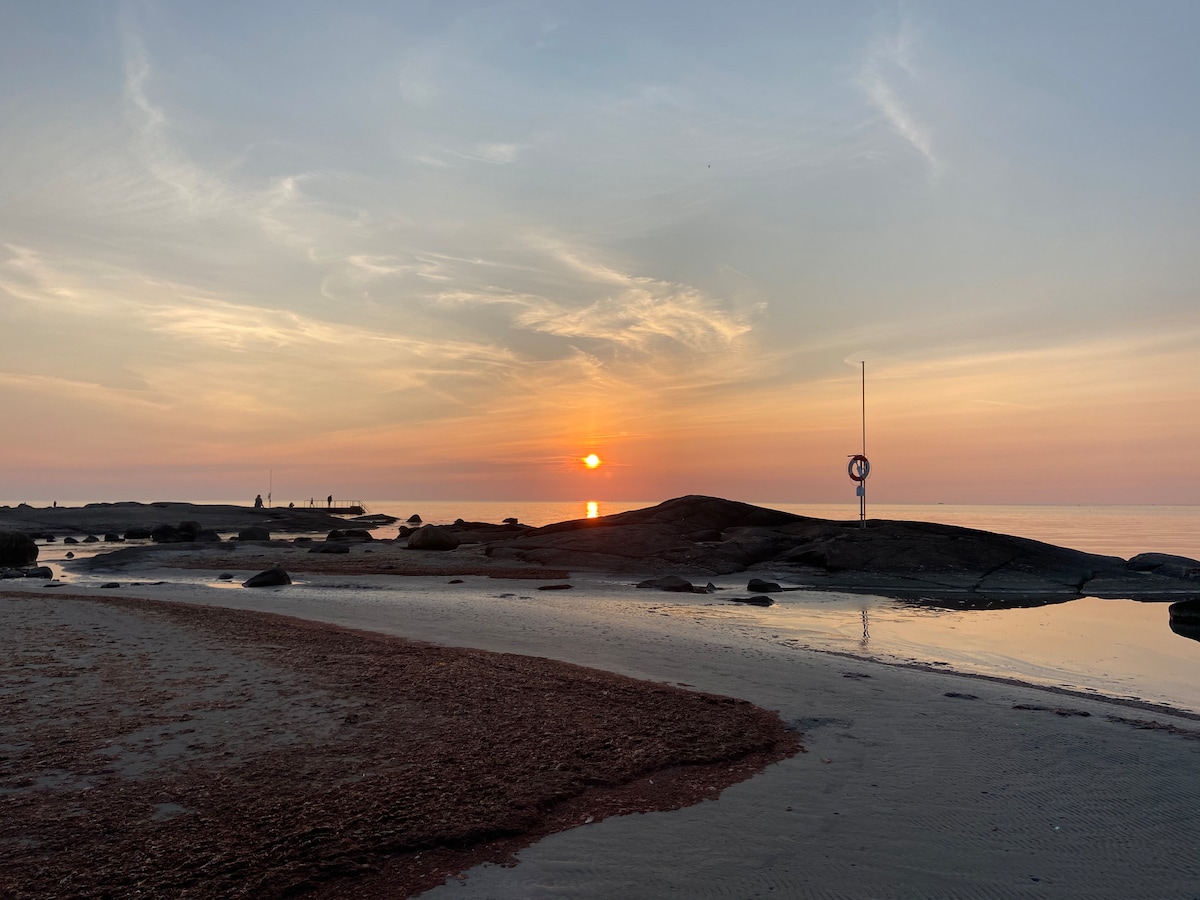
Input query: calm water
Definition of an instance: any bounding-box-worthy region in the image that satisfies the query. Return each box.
[15,498,1200,713]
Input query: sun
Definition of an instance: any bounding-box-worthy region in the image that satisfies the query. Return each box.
[583,453,601,469]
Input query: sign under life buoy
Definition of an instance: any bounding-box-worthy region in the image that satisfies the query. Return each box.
[848,454,870,482]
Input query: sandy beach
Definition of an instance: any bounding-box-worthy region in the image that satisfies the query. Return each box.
[3,551,1200,898]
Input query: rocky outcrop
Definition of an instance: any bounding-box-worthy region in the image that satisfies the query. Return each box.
[0,502,354,538]
[0,531,38,567]
[239,526,271,542]
[483,495,1200,605]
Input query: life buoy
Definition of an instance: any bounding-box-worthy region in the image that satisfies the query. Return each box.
[848,454,870,482]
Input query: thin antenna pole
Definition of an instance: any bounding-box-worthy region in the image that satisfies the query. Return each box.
[861,361,866,457]
[860,361,866,528]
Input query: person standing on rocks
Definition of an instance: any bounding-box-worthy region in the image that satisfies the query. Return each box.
[254,494,264,508]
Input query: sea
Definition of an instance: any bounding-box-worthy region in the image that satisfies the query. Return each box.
[14,499,1200,714]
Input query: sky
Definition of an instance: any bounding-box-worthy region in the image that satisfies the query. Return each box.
[2,1,1198,506]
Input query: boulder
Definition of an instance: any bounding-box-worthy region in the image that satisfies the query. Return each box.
[239,526,271,542]
[124,527,152,540]
[636,575,699,593]
[150,524,183,543]
[177,521,203,539]
[407,514,423,524]
[747,578,783,592]
[1169,598,1200,625]
[0,531,38,567]
[326,528,373,542]
[1169,598,1200,644]
[242,566,292,588]
[104,533,124,543]
[407,524,460,551]
[730,595,774,607]
[83,535,100,543]
[194,529,222,543]
[23,566,53,578]
[63,536,80,545]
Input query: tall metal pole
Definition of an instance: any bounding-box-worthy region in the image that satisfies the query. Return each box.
[860,361,866,528]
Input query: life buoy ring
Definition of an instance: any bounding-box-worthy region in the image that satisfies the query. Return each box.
[848,454,870,482]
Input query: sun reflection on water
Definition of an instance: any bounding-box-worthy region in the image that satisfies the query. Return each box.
[586,501,599,519]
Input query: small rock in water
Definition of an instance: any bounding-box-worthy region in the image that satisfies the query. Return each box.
[747,578,782,593]
[242,566,291,588]
[730,595,773,606]
[537,583,573,591]
[636,575,697,593]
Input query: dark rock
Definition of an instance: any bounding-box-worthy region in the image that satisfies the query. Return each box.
[407,524,460,551]
[1128,553,1200,580]
[217,573,234,580]
[242,566,291,588]
[309,543,350,554]
[730,595,773,606]
[454,518,466,526]
[24,566,53,579]
[407,514,423,524]
[104,533,124,543]
[448,579,464,584]
[503,517,519,525]
[150,524,183,543]
[101,582,121,589]
[1169,598,1200,625]
[83,535,100,543]
[537,583,574,590]
[396,526,412,538]
[327,528,373,542]
[1,568,24,579]
[124,527,152,540]
[636,575,698,592]
[239,526,271,541]
[63,536,80,545]
[194,529,222,542]
[65,551,74,559]
[0,531,38,567]
[747,578,783,592]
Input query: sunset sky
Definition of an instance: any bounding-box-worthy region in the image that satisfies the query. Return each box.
[2,1,1198,506]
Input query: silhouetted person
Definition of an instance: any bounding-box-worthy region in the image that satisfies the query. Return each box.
[327,495,333,509]
[254,494,263,508]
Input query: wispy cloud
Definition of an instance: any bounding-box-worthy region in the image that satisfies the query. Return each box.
[859,18,938,168]
[431,238,754,355]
